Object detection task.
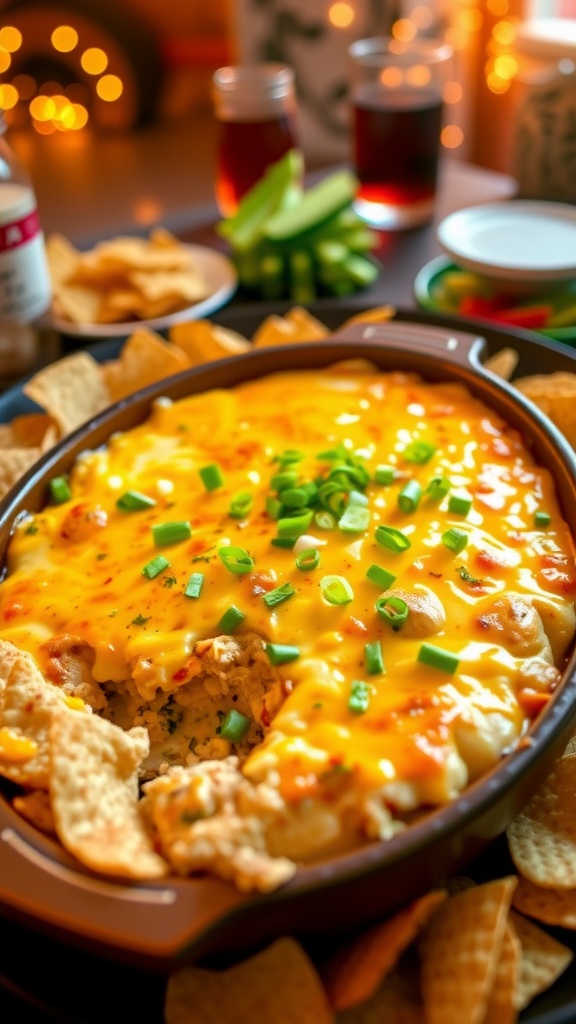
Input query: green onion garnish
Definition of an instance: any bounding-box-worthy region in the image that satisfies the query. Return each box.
[280,487,309,509]
[348,679,371,714]
[426,476,450,500]
[456,565,483,585]
[271,537,296,549]
[116,490,156,512]
[229,491,253,518]
[534,511,551,527]
[348,489,369,507]
[218,545,255,575]
[185,572,204,598]
[397,480,422,514]
[448,493,472,516]
[441,527,468,554]
[262,582,296,608]
[275,449,304,467]
[374,465,395,485]
[314,510,336,530]
[376,595,409,631]
[320,575,354,605]
[277,510,313,539]
[295,548,320,571]
[339,504,371,533]
[364,641,384,675]
[375,525,411,552]
[142,554,170,579]
[219,709,251,741]
[417,643,459,674]
[152,521,192,547]
[403,440,436,464]
[366,564,397,589]
[265,643,300,665]
[217,605,245,633]
[199,463,224,492]
[271,470,298,491]
[266,496,283,520]
[49,476,71,504]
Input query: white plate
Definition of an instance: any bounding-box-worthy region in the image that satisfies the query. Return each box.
[50,243,238,339]
[437,200,576,287]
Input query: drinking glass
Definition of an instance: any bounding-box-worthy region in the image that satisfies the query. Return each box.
[348,36,453,230]
[212,63,299,217]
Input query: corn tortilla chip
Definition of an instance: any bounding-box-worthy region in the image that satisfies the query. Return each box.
[322,889,446,1010]
[23,351,110,436]
[485,347,519,381]
[49,708,168,880]
[511,909,573,1010]
[0,446,43,500]
[507,754,576,889]
[165,936,333,1024]
[512,873,576,929]
[169,319,250,363]
[103,328,190,401]
[482,918,520,1024]
[514,372,576,448]
[13,789,56,834]
[336,951,423,1024]
[340,305,395,328]
[418,876,517,1024]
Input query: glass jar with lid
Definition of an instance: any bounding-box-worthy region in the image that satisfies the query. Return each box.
[510,19,576,203]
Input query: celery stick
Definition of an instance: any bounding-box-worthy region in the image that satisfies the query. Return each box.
[218,149,304,253]
[263,170,358,243]
[341,254,379,288]
[259,253,286,299]
[289,249,316,304]
[314,239,349,268]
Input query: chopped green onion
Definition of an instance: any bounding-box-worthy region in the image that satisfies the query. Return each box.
[275,449,304,467]
[318,481,347,517]
[320,575,354,605]
[442,527,468,554]
[152,521,192,547]
[375,525,411,552]
[456,565,483,585]
[116,490,156,512]
[271,537,296,549]
[229,491,253,518]
[376,595,409,631]
[219,708,250,741]
[199,463,224,492]
[366,564,397,589]
[217,605,245,633]
[417,643,459,674]
[280,487,309,509]
[142,554,170,579]
[314,510,336,530]
[265,642,300,665]
[534,510,551,527]
[277,510,313,539]
[266,496,283,520]
[397,479,422,514]
[374,465,395,485]
[403,440,436,464]
[262,582,296,608]
[185,572,204,598]
[271,470,298,491]
[49,476,71,504]
[295,547,320,571]
[348,679,371,714]
[448,493,472,516]
[348,489,369,507]
[427,476,450,500]
[317,443,347,462]
[364,641,384,675]
[218,545,255,574]
[339,504,371,533]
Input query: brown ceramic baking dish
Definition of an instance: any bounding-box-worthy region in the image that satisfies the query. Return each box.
[1,317,576,972]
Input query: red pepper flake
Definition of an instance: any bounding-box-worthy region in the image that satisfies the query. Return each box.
[517,688,551,716]
[172,667,188,683]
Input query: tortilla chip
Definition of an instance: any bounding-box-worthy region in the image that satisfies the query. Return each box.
[251,306,329,347]
[340,305,395,328]
[103,328,190,401]
[512,873,576,929]
[0,446,42,500]
[507,753,576,888]
[88,236,192,272]
[49,708,168,879]
[511,909,573,1010]
[13,789,56,834]
[336,951,423,1024]
[322,889,446,1010]
[418,877,517,1024]
[482,918,521,1024]
[169,319,250,363]
[485,347,519,381]
[129,269,208,305]
[165,937,333,1024]
[23,351,110,436]
[45,232,82,286]
[514,372,576,447]
[0,642,87,788]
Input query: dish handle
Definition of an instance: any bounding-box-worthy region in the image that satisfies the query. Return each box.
[330,321,486,369]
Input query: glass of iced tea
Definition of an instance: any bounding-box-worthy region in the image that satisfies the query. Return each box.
[348,37,453,230]
[212,63,300,218]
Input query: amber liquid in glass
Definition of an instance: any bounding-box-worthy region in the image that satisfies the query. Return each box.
[215,113,297,217]
[353,85,443,209]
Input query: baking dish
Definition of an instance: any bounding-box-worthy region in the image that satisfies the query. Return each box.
[0,316,575,970]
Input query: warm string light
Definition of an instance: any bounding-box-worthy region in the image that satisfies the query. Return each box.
[0,22,124,132]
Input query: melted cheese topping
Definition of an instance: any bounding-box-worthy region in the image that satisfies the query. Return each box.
[1,367,575,809]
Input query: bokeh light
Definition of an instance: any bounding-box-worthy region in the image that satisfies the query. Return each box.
[441,125,464,149]
[0,27,22,53]
[328,2,354,28]
[51,26,78,52]
[0,84,18,110]
[0,49,11,74]
[81,47,108,75]
[96,74,123,101]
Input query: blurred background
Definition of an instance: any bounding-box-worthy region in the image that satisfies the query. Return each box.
[0,0,574,242]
